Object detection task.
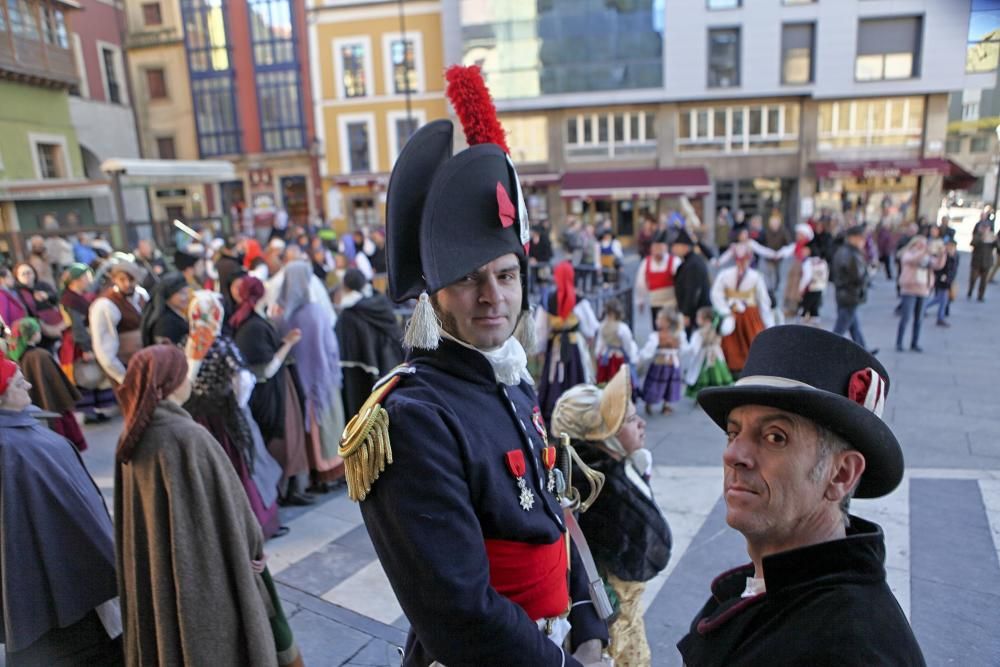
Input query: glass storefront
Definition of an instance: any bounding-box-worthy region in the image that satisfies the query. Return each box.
[459,0,664,99]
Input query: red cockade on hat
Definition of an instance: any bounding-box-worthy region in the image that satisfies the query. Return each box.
[497,182,515,229]
[847,366,887,419]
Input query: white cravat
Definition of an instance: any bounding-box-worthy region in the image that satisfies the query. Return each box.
[442,332,533,387]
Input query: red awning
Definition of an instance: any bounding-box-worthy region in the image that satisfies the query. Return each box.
[943,159,977,191]
[812,158,951,180]
[560,167,711,199]
[518,172,561,187]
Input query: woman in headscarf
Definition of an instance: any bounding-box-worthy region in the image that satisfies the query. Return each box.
[0,266,28,328]
[550,366,672,667]
[58,263,116,422]
[230,274,312,506]
[0,358,122,666]
[139,272,191,347]
[13,262,66,351]
[274,260,345,490]
[7,317,88,451]
[534,260,598,424]
[183,290,284,538]
[114,345,303,667]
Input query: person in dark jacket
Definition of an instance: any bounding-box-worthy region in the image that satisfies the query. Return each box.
[335,268,404,418]
[679,326,925,667]
[922,239,959,326]
[831,224,875,353]
[670,229,712,336]
[551,366,671,667]
[968,217,996,301]
[139,272,191,347]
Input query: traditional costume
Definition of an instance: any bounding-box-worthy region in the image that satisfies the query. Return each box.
[710,247,773,374]
[139,272,190,346]
[276,261,345,486]
[635,235,680,328]
[0,358,121,666]
[230,276,311,501]
[89,253,149,385]
[681,316,734,397]
[338,65,610,666]
[551,368,672,667]
[639,318,686,412]
[798,249,829,320]
[58,264,116,418]
[781,223,814,320]
[8,318,88,451]
[335,270,404,418]
[594,316,638,386]
[114,345,301,667]
[681,326,925,666]
[536,260,598,424]
[184,290,283,538]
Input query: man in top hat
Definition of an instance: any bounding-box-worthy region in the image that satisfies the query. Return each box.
[635,230,681,329]
[670,228,712,336]
[173,243,206,289]
[338,66,610,666]
[678,325,925,666]
[90,253,148,385]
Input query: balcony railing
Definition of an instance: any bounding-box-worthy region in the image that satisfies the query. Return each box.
[0,33,77,87]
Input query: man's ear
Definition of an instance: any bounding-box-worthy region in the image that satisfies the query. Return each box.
[825,450,866,503]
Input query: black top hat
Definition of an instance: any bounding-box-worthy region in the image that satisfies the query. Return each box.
[670,228,695,247]
[698,325,902,498]
[385,66,527,306]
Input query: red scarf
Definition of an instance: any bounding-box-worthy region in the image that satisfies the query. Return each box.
[228,276,265,330]
[554,261,576,319]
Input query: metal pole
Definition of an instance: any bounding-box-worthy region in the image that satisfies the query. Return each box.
[111,171,129,249]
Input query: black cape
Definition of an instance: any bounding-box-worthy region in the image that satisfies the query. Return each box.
[674,252,712,321]
[678,516,926,666]
[335,294,404,418]
[0,409,118,652]
[232,311,286,443]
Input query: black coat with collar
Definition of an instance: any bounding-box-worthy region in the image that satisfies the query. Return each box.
[677,516,926,667]
[359,339,608,667]
[673,252,712,320]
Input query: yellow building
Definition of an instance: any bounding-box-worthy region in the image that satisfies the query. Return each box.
[308,0,447,233]
[123,0,203,221]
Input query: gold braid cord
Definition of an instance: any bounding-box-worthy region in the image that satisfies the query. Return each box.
[338,375,402,501]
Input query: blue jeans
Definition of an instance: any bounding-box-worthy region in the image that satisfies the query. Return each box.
[923,287,950,322]
[896,294,925,349]
[833,305,867,349]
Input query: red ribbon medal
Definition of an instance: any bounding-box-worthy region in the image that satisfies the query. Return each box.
[542,446,557,493]
[532,406,548,441]
[505,450,534,511]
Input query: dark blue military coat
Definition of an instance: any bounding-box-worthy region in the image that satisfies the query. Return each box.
[359,339,608,666]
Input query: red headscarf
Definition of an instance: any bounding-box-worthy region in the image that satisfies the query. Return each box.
[554,261,577,319]
[0,358,18,395]
[114,345,188,463]
[228,276,265,330]
[243,239,263,269]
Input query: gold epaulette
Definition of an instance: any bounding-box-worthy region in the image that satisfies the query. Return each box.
[337,365,412,501]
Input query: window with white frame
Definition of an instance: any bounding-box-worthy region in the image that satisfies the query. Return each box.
[338,114,376,174]
[817,97,924,150]
[383,33,423,95]
[29,134,70,179]
[565,111,656,159]
[387,110,425,165]
[677,103,799,153]
[962,88,982,121]
[855,17,922,81]
[334,37,373,99]
[97,42,128,105]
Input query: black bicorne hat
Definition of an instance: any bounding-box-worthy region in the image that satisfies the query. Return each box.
[698,325,903,498]
[385,66,528,306]
[670,228,695,247]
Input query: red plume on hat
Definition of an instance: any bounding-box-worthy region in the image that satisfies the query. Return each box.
[445,65,509,153]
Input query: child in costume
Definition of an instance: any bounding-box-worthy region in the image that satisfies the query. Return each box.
[682,306,734,397]
[798,242,829,323]
[595,298,638,386]
[639,308,686,415]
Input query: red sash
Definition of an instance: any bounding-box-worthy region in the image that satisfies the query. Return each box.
[483,537,568,620]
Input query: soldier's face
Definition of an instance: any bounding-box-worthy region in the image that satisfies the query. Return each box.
[434,253,522,352]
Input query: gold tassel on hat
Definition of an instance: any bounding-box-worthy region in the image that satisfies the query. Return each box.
[403,291,441,350]
[338,374,403,501]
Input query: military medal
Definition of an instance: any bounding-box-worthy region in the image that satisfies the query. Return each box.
[505,450,535,511]
[531,407,548,441]
[542,446,557,493]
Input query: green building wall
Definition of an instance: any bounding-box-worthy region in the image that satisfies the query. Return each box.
[0,80,83,181]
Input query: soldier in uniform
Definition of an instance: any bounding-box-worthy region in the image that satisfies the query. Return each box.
[338,66,610,666]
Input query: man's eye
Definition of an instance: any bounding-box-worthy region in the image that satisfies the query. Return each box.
[499,272,517,282]
[764,432,787,446]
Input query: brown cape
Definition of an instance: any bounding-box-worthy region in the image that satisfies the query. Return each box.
[21,347,81,412]
[114,401,278,667]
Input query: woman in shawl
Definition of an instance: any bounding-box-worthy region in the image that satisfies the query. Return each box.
[139,272,191,346]
[230,274,313,506]
[13,262,66,351]
[274,260,345,490]
[114,345,303,667]
[534,260,598,424]
[0,359,122,666]
[183,290,285,538]
[58,263,116,422]
[0,267,28,328]
[7,317,88,451]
